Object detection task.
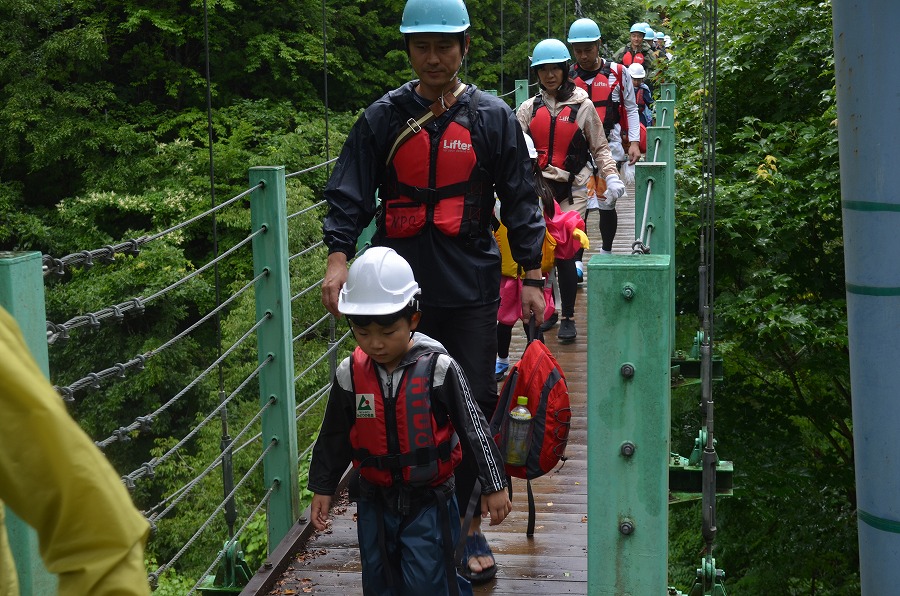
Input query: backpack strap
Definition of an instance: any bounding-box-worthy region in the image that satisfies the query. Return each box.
[385,82,467,166]
[526,478,537,537]
[454,478,482,565]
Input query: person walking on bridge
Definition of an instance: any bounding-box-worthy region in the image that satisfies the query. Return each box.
[516,39,625,343]
[310,248,510,595]
[0,305,150,596]
[321,0,546,584]
[614,22,657,83]
[568,17,642,256]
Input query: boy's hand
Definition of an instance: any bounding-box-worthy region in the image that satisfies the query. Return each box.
[311,494,332,531]
[482,489,512,526]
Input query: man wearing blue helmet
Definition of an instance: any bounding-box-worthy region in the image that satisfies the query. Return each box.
[614,22,657,80]
[321,0,546,587]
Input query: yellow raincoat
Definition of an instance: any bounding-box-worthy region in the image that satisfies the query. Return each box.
[0,306,150,595]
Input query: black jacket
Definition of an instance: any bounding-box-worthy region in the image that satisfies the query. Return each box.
[322,81,545,308]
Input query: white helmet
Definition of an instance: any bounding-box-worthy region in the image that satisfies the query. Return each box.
[628,63,646,79]
[522,133,538,159]
[338,247,420,316]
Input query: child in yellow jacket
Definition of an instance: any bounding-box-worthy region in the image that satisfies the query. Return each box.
[494,134,589,379]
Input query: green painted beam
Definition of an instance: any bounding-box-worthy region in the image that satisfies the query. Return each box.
[0,251,59,595]
[587,254,673,595]
[514,79,529,108]
[248,167,300,548]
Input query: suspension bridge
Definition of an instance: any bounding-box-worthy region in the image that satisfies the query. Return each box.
[6,87,728,596]
[3,1,899,592]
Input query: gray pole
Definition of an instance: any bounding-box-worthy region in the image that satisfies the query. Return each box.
[832,1,900,592]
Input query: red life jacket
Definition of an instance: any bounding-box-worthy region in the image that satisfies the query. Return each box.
[572,61,626,133]
[622,49,646,67]
[349,348,461,487]
[635,86,648,109]
[380,98,489,240]
[527,96,590,177]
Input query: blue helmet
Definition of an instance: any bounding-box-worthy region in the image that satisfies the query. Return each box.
[644,26,655,39]
[400,0,470,34]
[567,18,601,43]
[630,22,648,35]
[530,39,571,67]
[655,31,666,39]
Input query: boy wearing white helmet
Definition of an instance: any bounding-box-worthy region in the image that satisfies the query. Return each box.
[627,63,654,127]
[321,0,545,579]
[310,247,511,596]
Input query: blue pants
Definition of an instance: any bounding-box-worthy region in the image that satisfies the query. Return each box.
[357,495,473,596]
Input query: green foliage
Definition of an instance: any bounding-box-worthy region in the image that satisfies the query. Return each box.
[0,0,858,589]
[659,0,858,591]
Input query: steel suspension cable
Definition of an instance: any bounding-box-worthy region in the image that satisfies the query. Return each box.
[699,0,720,589]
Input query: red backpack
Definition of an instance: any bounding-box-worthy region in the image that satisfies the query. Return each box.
[490,336,571,535]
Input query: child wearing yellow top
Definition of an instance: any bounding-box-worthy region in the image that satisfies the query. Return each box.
[495,134,589,379]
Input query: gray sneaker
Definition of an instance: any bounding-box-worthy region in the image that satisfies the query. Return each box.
[557,318,577,343]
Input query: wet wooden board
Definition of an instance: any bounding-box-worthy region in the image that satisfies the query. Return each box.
[256,186,637,596]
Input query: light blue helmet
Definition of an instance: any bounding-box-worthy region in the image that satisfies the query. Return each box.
[567,18,601,43]
[655,31,665,39]
[644,26,655,39]
[530,38,571,67]
[630,22,648,35]
[400,0,470,34]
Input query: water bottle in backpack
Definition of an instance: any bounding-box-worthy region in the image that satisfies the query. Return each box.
[505,396,533,466]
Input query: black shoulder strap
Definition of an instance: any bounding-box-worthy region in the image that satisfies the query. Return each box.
[531,94,544,119]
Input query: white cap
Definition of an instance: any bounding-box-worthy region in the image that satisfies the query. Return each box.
[628,63,646,79]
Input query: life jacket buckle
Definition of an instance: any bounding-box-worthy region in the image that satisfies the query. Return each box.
[406,118,422,134]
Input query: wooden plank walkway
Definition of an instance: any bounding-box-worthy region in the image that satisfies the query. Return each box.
[261,187,636,596]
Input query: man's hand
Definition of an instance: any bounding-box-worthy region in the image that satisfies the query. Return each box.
[482,489,512,526]
[521,269,546,326]
[311,494,332,531]
[628,140,642,165]
[321,252,349,317]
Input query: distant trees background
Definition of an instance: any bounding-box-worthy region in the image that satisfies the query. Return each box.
[1,0,857,591]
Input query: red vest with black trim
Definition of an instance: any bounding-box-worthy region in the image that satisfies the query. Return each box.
[572,61,626,133]
[527,96,590,177]
[380,102,489,240]
[349,348,461,488]
[622,49,646,67]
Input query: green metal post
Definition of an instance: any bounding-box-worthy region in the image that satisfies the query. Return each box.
[514,79,529,109]
[647,121,675,168]
[659,83,677,102]
[587,254,673,595]
[634,161,676,352]
[0,251,59,595]
[654,99,676,132]
[248,166,300,549]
